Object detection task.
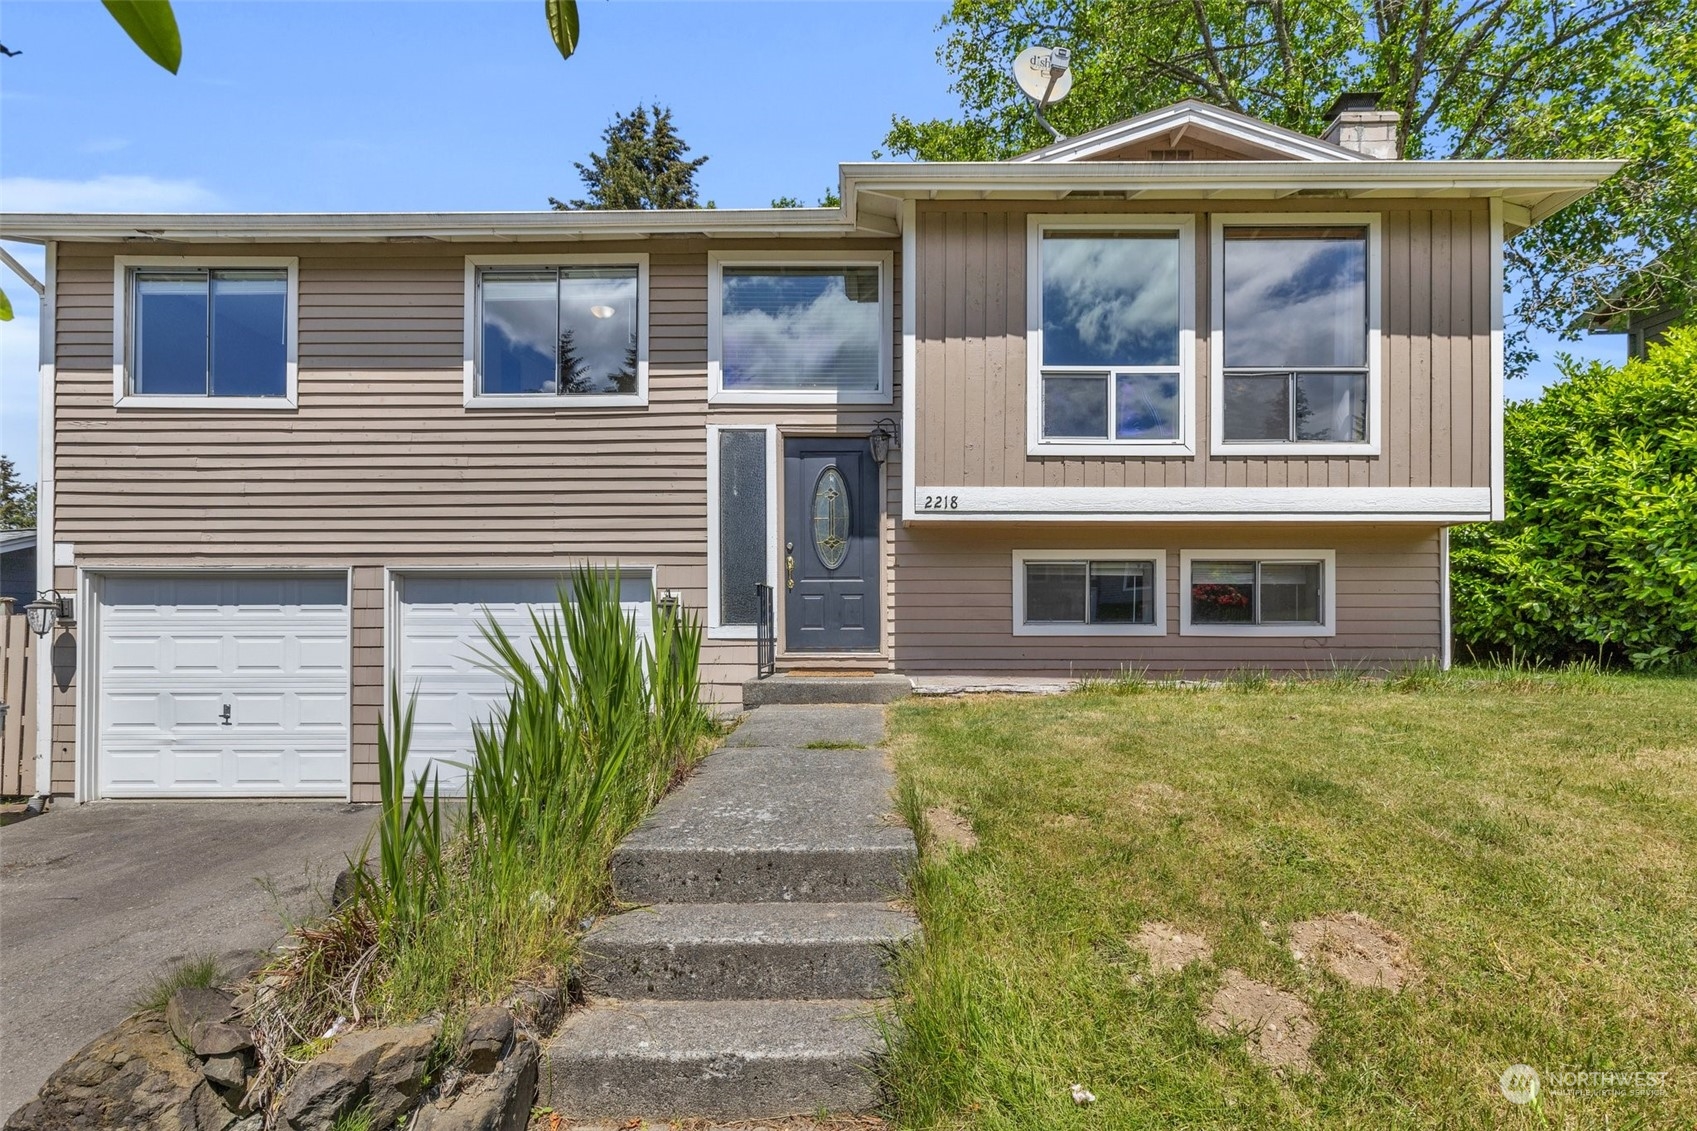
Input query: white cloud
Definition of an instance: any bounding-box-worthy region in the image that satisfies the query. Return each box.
[0,174,222,212]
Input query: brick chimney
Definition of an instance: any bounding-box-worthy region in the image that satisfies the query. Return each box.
[1322,92,1400,159]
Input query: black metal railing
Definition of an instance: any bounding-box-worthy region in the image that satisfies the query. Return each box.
[755,583,776,679]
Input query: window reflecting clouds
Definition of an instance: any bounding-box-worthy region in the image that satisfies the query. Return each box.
[1223,230,1366,368]
[479,266,640,396]
[721,266,881,392]
[1042,234,1179,367]
[1037,229,1186,445]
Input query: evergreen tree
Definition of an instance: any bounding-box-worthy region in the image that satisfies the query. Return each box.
[552,104,708,210]
[613,335,639,395]
[556,329,592,394]
[0,455,35,529]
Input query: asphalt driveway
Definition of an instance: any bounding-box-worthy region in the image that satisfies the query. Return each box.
[0,801,375,1119]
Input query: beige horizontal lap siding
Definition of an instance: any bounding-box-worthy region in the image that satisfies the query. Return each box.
[893,523,1441,675]
[913,199,1492,491]
[50,237,900,796]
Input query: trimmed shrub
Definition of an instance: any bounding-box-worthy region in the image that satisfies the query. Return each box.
[1451,325,1697,667]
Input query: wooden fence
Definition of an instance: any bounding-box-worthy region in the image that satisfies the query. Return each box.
[1,598,37,797]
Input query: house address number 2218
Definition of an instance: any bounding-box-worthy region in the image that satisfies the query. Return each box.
[920,494,960,511]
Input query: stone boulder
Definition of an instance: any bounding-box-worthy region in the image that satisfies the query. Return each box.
[277,1020,440,1131]
[4,1012,236,1131]
[165,988,237,1048]
[409,1039,538,1131]
[456,1007,513,1074]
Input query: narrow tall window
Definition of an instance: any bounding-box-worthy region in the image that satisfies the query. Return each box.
[131,269,287,398]
[1038,230,1184,445]
[716,429,769,629]
[477,265,640,397]
[1220,226,1369,444]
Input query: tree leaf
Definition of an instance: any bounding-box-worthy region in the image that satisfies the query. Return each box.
[0,285,12,322]
[101,0,182,74]
[545,0,579,61]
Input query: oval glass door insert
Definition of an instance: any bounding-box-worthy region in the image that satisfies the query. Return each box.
[812,466,850,570]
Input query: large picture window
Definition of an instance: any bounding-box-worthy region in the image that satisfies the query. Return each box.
[1179,550,1335,636]
[473,263,643,403]
[1213,219,1378,453]
[1012,550,1166,636]
[709,255,892,404]
[115,258,297,407]
[1028,218,1195,455]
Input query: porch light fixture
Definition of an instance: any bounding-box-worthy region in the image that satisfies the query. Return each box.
[869,418,898,464]
[24,590,74,637]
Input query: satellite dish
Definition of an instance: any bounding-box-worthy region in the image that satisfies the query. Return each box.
[1012,45,1073,107]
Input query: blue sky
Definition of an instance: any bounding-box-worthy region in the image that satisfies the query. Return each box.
[0,0,1622,482]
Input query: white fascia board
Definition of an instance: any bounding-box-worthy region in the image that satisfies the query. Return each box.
[840,159,1624,212]
[908,486,1491,523]
[0,208,863,244]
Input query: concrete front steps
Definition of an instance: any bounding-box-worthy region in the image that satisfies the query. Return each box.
[543,706,918,1121]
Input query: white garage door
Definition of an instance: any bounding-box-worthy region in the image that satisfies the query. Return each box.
[395,572,654,794]
[97,574,351,798]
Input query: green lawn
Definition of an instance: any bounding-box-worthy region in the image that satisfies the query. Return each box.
[882,669,1697,1130]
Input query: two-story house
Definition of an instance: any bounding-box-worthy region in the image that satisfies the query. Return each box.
[4,98,1618,803]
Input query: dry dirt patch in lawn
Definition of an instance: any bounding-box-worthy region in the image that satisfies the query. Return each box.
[1290,912,1420,992]
[1202,970,1319,1074]
[1133,922,1212,974]
[924,806,979,851]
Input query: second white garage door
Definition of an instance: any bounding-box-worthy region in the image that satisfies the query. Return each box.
[394,572,654,793]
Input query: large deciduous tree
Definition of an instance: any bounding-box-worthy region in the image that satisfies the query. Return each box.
[553,104,709,210]
[887,1,1697,360]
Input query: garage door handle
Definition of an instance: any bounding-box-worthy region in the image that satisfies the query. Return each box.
[220,704,232,726]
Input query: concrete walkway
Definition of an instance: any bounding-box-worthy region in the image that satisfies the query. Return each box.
[545,704,918,1120]
[0,801,373,1119]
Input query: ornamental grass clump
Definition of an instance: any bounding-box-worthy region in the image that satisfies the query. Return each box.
[257,566,712,1061]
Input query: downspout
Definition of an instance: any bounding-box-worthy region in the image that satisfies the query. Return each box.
[28,241,56,812]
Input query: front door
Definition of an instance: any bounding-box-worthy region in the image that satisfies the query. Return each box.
[784,437,880,652]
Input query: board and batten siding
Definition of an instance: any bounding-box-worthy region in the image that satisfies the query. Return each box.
[893,523,1442,674]
[912,199,1493,491]
[49,238,901,799]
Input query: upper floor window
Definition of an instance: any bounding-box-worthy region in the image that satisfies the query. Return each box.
[468,257,647,408]
[1027,216,1196,456]
[114,257,297,408]
[708,253,892,404]
[1213,218,1379,454]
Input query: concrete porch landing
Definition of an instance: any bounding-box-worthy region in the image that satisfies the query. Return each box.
[543,704,918,1120]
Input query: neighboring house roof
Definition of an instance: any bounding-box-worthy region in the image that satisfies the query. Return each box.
[1012,99,1371,164]
[0,530,35,555]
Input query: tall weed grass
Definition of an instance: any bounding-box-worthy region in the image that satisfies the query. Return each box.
[260,566,713,1042]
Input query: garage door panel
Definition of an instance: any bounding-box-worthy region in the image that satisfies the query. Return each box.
[396,572,653,795]
[97,574,351,798]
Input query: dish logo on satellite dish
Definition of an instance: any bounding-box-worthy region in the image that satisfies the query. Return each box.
[1013,45,1073,107]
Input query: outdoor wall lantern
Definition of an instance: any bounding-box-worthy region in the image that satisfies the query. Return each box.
[24,590,74,637]
[869,418,899,465]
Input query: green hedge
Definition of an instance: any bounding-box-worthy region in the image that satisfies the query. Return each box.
[1451,325,1697,668]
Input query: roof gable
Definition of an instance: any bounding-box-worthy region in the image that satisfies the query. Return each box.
[1013,100,1370,164]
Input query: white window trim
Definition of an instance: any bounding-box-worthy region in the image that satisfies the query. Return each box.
[1025,214,1197,457]
[1178,549,1337,637]
[463,252,650,409]
[705,423,780,640]
[707,250,894,406]
[1012,548,1167,637]
[112,255,300,409]
[1209,213,1382,457]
